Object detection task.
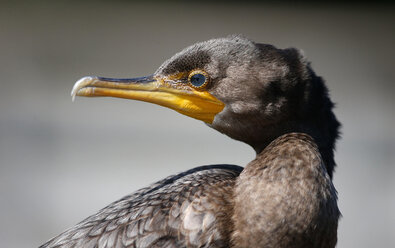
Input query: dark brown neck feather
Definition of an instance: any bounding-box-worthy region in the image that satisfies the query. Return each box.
[251,71,340,179]
[232,133,339,248]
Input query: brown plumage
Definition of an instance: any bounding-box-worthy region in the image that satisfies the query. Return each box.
[233,133,338,248]
[40,35,340,248]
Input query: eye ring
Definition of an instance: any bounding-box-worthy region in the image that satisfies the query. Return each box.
[188,70,209,89]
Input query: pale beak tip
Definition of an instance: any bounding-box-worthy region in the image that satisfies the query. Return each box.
[71,76,96,101]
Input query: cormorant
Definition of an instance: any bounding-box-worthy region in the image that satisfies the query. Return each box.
[41,35,340,248]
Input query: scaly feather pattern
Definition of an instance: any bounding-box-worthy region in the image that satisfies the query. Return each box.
[40,165,242,248]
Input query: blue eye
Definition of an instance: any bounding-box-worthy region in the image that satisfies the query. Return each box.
[188,71,209,88]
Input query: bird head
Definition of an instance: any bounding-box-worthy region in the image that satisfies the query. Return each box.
[72,35,340,175]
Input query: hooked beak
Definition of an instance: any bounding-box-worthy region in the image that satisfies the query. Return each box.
[71,75,224,123]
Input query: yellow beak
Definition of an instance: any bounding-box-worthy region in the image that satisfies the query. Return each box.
[71,75,224,124]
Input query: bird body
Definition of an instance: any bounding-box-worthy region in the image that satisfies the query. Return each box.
[41,36,340,247]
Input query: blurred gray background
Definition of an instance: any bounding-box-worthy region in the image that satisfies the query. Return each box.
[0,1,394,247]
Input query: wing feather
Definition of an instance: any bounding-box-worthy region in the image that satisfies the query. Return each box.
[40,164,242,248]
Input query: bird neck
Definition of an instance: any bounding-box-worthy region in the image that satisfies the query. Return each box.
[232,133,339,247]
[251,120,337,179]
[250,72,340,178]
